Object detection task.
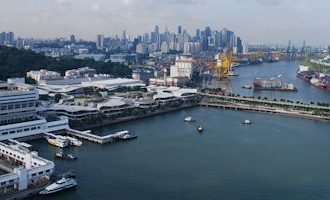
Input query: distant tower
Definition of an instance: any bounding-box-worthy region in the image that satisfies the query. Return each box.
[70,34,76,43]
[155,25,160,35]
[164,68,167,86]
[96,34,104,49]
[178,25,182,34]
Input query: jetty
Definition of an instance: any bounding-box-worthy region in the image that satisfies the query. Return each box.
[66,129,127,144]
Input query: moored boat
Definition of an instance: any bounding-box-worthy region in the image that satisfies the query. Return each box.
[39,177,78,195]
[65,136,82,147]
[55,151,77,160]
[119,131,138,141]
[253,78,297,92]
[46,137,69,148]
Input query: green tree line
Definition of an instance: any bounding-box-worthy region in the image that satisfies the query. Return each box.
[0,46,132,80]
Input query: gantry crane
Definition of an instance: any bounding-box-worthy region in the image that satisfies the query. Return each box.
[210,53,232,79]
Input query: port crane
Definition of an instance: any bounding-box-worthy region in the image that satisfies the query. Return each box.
[210,52,232,79]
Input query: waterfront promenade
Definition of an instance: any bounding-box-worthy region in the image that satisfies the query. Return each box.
[199,93,330,121]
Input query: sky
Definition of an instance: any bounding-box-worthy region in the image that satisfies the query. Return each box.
[0,0,329,46]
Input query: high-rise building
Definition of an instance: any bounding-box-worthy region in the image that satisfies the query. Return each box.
[154,25,159,35]
[237,37,243,54]
[70,34,76,43]
[7,32,14,44]
[142,33,149,43]
[178,25,182,34]
[0,32,5,45]
[1,32,14,45]
[96,34,104,49]
[202,26,211,51]
[221,28,234,48]
[195,29,201,40]
[170,56,194,79]
[136,43,147,54]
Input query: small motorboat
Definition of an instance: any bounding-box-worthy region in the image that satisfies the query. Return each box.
[55,151,77,160]
[242,120,252,125]
[121,131,138,141]
[184,116,195,122]
[241,85,252,89]
[39,177,78,195]
[197,125,204,132]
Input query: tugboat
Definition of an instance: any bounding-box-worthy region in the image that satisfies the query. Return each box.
[39,177,78,195]
[197,125,204,132]
[242,120,252,125]
[184,116,196,122]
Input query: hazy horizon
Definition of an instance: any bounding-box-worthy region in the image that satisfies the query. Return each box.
[0,0,329,46]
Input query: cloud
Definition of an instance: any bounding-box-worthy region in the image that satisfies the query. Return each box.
[256,0,282,7]
[157,0,205,5]
[90,3,100,12]
[55,0,72,9]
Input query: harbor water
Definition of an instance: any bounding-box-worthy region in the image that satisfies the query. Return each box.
[231,61,330,103]
[29,107,330,200]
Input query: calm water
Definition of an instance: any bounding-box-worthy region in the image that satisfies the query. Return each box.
[29,108,330,200]
[231,62,330,103]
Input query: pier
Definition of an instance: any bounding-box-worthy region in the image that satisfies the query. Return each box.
[66,129,126,144]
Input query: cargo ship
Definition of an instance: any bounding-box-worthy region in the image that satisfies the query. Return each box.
[297,59,330,91]
[253,78,297,92]
[310,75,329,90]
[296,65,315,82]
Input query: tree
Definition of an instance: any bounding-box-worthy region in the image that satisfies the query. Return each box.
[54,93,62,103]
[0,46,132,80]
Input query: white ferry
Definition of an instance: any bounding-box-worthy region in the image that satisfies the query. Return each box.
[39,177,78,195]
[47,137,69,148]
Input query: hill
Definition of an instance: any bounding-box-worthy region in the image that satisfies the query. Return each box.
[0,46,132,80]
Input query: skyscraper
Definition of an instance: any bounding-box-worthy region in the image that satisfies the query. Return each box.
[202,26,211,51]
[4,32,14,45]
[0,32,5,45]
[195,29,201,40]
[178,25,182,35]
[70,34,76,43]
[96,34,104,49]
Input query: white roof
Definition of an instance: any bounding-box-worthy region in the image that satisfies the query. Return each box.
[148,86,197,98]
[47,104,97,112]
[38,78,145,94]
[153,92,176,100]
[81,78,145,90]
[97,99,127,109]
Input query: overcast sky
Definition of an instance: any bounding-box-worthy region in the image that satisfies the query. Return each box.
[0,0,328,46]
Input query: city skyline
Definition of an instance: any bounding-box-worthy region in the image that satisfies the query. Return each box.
[0,0,329,46]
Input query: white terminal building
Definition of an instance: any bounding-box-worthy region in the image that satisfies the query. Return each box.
[0,81,69,141]
[0,141,54,191]
[37,77,145,97]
